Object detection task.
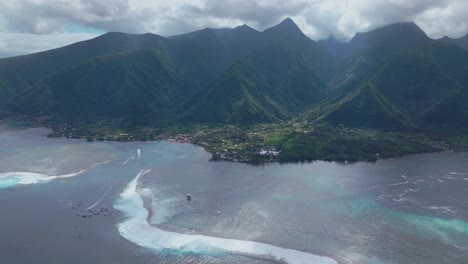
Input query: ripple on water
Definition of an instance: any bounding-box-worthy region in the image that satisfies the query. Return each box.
[114,170,339,264]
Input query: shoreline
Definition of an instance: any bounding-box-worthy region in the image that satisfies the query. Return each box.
[0,116,451,165]
[2,121,468,264]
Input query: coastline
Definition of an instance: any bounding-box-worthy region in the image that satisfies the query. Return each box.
[2,120,468,264]
[0,116,450,165]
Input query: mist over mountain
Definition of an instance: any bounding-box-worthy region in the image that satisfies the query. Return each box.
[2,18,468,133]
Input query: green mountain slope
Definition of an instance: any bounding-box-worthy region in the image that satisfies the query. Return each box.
[329,22,431,90]
[1,19,468,135]
[311,84,413,130]
[185,63,282,124]
[310,42,468,131]
[242,45,326,110]
[370,45,463,117]
[262,18,335,82]
[0,18,333,117]
[36,49,185,122]
[185,45,326,124]
[0,33,167,108]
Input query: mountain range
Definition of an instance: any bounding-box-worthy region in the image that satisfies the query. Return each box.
[1,18,468,133]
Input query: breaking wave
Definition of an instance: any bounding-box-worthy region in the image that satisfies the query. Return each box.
[0,170,86,187]
[0,160,111,188]
[114,170,338,264]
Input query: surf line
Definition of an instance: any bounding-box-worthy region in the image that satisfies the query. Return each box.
[114,170,338,264]
[0,159,112,187]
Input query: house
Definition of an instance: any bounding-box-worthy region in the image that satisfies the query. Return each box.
[259,147,281,156]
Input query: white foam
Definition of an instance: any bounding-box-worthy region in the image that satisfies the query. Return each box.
[137,149,141,160]
[0,170,86,185]
[366,179,410,191]
[390,189,409,202]
[414,179,433,185]
[114,170,338,264]
[425,206,457,215]
[376,195,388,200]
[0,160,110,187]
[449,172,468,175]
[0,170,79,185]
[388,181,410,187]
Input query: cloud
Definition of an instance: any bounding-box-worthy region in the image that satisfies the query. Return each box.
[184,0,310,29]
[293,0,454,40]
[0,0,467,58]
[0,32,99,58]
[0,0,151,34]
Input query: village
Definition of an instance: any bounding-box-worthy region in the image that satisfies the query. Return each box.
[40,116,448,164]
[162,124,284,163]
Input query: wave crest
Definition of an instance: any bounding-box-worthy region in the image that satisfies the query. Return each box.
[114,170,338,264]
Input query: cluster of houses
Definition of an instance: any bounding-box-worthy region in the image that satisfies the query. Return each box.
[259,147,281,156]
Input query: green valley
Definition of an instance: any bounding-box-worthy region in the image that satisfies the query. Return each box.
[2,18,468,164]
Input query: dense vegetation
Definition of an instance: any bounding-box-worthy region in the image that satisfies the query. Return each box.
[270,126,441,163]
[1,18,468,163]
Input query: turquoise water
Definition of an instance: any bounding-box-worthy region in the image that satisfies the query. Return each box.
[0,121,467,263]
[0,175,20,188]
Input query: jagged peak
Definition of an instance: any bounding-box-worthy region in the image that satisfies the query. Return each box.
[274,17,301,30]
[439,35,452,40]
[263,17,305,37]
[279,17,296,26]
[234,24,258,32]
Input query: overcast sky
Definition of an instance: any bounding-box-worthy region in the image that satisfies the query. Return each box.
[0,0,467,58]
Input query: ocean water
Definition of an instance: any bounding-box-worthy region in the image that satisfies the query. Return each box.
[0,121,467,264]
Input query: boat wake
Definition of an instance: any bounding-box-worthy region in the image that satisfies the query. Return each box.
[87,185,113,210]
[114,170,338,264]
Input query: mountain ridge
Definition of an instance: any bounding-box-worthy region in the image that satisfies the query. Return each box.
[1,18,468,136]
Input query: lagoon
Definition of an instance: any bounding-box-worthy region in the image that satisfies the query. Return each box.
[0,121,467,264]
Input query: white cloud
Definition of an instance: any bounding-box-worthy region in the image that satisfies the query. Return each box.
[0,0,467,58]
